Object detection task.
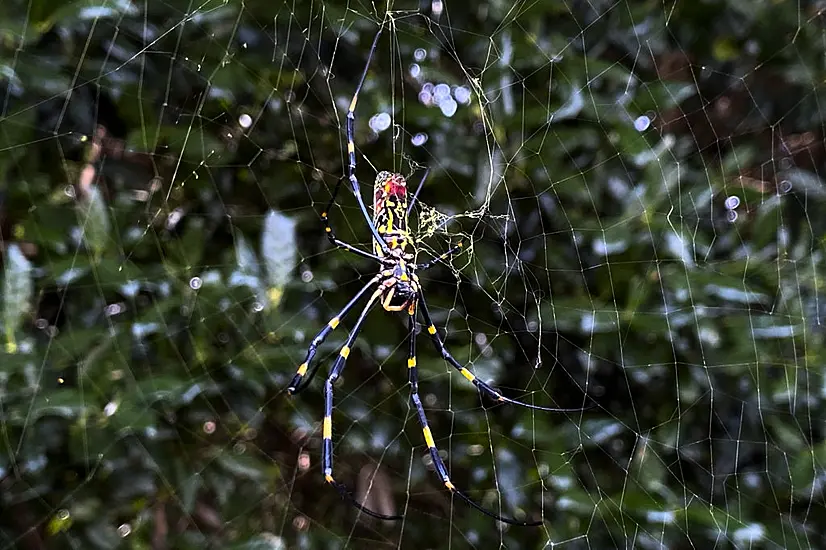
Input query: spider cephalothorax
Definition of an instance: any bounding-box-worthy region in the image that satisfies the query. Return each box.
[378,256,419,312]
[284,26,590,527]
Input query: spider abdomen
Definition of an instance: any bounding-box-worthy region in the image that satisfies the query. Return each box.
[373,171,411,256]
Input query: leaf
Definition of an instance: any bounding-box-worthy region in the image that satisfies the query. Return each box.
[10,389,92,423]
[103,397,160,436]
[229,231,264,308]
[580,419,626,446]
[175,216,207,269]
[789,441,826,497]
[77,185,111,260]
[548,82,585,123]
[132,374,218,407]
[632,80,697,114]
[213,451,276,482]
[46,509,73,536]
[3,244,33,353]
[261,210,297,308]
[540,297,620,334]
[33,0,139,31]
[83,521,122,549]
[0,107,36,180]
[235,231,260,278]
[126,124,226,163]
[227,533,286,550]
[776,168,826,198]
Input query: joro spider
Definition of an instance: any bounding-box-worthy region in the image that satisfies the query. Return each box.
[286,27,587,527]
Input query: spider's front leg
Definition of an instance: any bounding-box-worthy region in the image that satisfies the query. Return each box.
[343,28,391,256]
[414,241,463,272]
[320,177,384,263]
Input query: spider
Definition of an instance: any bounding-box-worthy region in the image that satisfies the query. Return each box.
[286,27,588,527]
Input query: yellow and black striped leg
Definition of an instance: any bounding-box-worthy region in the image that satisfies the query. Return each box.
[344,27,391,256]
[417,293,592,413]
[321,177,384,263]
[406,312,542,526]
[287,275,381,395]
[322,289,402,520]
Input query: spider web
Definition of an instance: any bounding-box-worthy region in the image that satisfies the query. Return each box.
[1,0,824,548]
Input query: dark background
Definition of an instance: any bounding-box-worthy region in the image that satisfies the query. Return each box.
[1,0,824,548]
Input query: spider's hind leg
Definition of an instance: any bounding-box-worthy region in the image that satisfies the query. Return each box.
[416,292,592,413]
[319,288,403,521]
[405,311,542,526]
[287,275,381,394]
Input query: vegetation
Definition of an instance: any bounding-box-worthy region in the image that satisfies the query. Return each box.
[1,0,824,548]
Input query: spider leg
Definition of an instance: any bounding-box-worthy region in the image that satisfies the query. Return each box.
[406,167,430,216]
[417,292,592,413]
[414,241,463,272]
[345,28,392,256]
[406,311,542,526]
[287,275,381,395]
[322,288,403,521]
[321,176,384,263]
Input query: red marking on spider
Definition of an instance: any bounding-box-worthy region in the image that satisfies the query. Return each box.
[384,174,407,198]
[374,172,406,205]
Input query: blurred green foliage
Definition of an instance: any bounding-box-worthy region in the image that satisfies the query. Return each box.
[1,0,825,548]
